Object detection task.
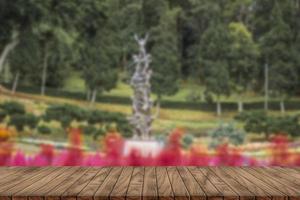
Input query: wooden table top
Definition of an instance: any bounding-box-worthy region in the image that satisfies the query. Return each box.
[0,167,299,200]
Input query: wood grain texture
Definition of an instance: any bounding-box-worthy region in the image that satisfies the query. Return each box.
[177,167,205,200]
[143,167,158,200]
[188,167,221,200]
[199,167,238,200]
[126,167,144,200]
[210,167,254,200]
[166,167,189,200]
[28,167,80,200]
[110,167,134,200]
[156,167,173,200]
[94,167,123,200]
[46,167,89,200]
[220,167,272,200]
[78,167,111,200]
[0,167,298,200]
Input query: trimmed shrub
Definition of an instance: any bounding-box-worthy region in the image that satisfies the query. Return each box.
[182,134,194,149]
[0,101,25,115]
[87,110,127,124]
[0,109,6,122]
[81,125,98,136]
[234,110,267,122]
[9,114,39,131]
[209,123,245,148]
[93,128,106,140]
[44,104,88,126]
[117,123,133,138]
[60,116,73,129]
[236,111,300,138]
[37,125,52,135]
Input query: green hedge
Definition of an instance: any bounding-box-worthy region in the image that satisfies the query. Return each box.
[235,111,300,137]
[44,103,132,137]
[9,113,39,131]
[0,109,6,122]
[0,101,25,115]
[37,125,52,135]
[3,82,300,111]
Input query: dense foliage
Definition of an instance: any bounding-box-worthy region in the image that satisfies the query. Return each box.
[235,111,300,138]
[209,123,245,148]
[1,0,300,116]
[0,101,132,138]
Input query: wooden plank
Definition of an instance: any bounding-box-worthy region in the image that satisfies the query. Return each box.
[0,168,44,200]
[9,167,56,200]
[220,168,271,200]
[265,167,300,187]
[0,168,48,194]
[0,167,22,180]
[277,167,300,176]
[0,167,299,200]
[14,167,68,197]
[126,167,144,200]
[177,167,205,200]
[210,167,254,200]
[199,168,237,200]
[78,167,111,200]
[227,168,284,199]
[110,167,134,200]
[143,167,158,200]
[246,168,300,197]
[0,167,39,187]
[46,167,90,200]
[27,167,80,200]
[94,167,123,200]
[188,167,221,200]
[167,167,189,200]
[0,167,20,200]
[61,168,100,200]
[156,167,173,200]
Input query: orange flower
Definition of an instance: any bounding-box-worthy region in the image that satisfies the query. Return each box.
[0,128,11,141]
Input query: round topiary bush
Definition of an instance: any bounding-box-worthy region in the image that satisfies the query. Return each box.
[209,123,245,148]
[0,101,25,115]
[81,125,98,135]
[0,109,7,122]
[37,125,52,135]
[44,104,88,123]
[9,113,39,131]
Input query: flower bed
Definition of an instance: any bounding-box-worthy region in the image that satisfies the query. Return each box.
[0,128,300,166]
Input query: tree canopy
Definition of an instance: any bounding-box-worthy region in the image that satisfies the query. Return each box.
[0,0,300,114]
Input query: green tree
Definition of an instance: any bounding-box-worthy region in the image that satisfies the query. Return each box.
[142,0,168,30]
[75,0,119,104]
[0,0,47,76]
[228,22,259,112]
[81,36,118,104]
[198,22,232,116]
[185,1,223,78]
[260,3,298,113]
[30,1,78,95]
[109,0,142,70]
[223,0,253,24]
[9,32,42,94]
[151,8,181,110]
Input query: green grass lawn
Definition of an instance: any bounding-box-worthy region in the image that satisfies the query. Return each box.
[63,70,300,104]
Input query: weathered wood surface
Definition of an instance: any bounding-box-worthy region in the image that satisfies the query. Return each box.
[0,167,299,200]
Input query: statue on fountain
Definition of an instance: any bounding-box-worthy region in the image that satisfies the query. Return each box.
[128,34,158,140]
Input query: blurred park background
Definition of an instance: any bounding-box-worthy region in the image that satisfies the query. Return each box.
[1,0,300,166]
